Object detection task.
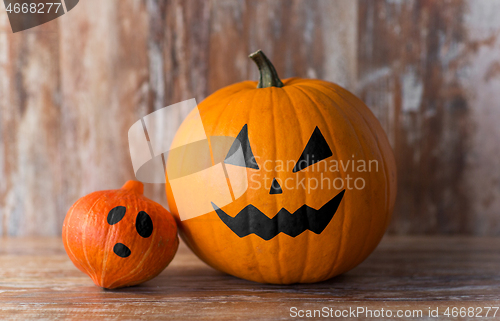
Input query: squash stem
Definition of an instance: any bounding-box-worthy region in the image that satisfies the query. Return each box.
[121,180,144,194]
[249,50,284,88]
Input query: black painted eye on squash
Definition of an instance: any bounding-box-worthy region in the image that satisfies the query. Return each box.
[107,206,126,225]
[293,127,333,172]
[113,243,131,258]
[136,211,153,238]
[224,124,260,170]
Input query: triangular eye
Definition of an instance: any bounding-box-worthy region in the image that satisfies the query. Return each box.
[224,124,260,169]
[293,127,332,172]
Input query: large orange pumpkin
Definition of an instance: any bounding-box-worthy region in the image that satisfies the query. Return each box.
[63,180,179,289]
[166,50,397,284]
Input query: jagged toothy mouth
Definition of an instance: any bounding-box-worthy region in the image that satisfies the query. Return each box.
[212,189,345,240]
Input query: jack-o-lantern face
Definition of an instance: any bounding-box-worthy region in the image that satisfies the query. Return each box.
[212,124,345,241]
[106,206,154,257]
[165,50,397,284]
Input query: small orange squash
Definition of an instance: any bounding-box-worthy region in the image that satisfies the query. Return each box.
[63,180,178,289]
[166,50,397,284]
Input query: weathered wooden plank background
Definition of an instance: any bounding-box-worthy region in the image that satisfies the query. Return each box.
[0,0,499,236]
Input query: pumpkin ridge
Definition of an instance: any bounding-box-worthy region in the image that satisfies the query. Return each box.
[99,208,114,287]
[207,90,255,278]
[245,89,269,283]
[281,77,303,86]
[107,197,159,288]
[169,103,215,263]
[100,190,131,287]
[292,86,326,282]
[328,84,395,262]
[305,82,392,273]
[81,193,107,282]
[205,95,239,275]
[206,87,249,180]
[316,87,377,273]
[63,196,86,273]
[106,221,155,288]
[350,111,390,266]
[330,84,395,225]
[100,191,127,287]
[194,89,255,280]
[292,85,360,277]
[279,86,310,283]
[270,87,284,284]
[292,85,346,279]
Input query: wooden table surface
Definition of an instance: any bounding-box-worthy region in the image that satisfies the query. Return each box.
[1,236,499,320]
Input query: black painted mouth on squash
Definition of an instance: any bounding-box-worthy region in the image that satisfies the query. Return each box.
[211,189,345,240]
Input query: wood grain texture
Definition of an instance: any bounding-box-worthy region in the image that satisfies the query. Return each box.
[358,0,472,234]
[0,14,62,236]
[462,0,500,235]
[0,236,499,319]
[357,0,500,234]
[57,0,151,229]
[1,0,500,236]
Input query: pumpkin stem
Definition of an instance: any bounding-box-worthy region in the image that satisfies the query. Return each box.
[121,180,144,195]
[249,50,283,88]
